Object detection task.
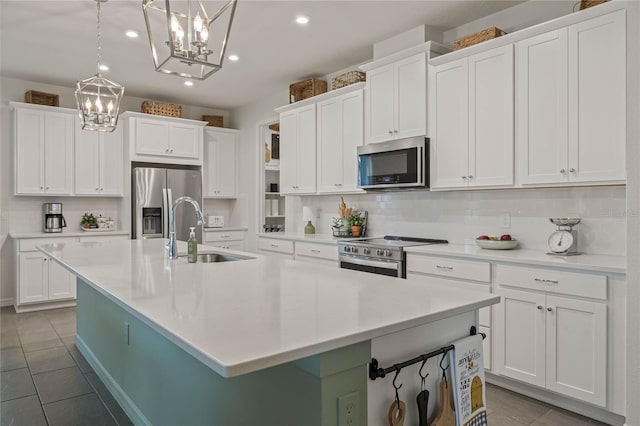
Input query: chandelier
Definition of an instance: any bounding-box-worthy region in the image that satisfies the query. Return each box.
[75,0,124,132]
[142,0,237,80]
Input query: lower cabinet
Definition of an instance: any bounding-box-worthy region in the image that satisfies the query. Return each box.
[203,230,246,251]
[294,241,338,265]
[494,265,608,407]
[15,235,128,311]
[257,237,294,259]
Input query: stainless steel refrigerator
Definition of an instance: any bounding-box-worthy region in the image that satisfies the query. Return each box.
[132,165,202,242]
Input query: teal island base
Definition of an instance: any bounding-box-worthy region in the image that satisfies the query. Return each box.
[76,279,370,426]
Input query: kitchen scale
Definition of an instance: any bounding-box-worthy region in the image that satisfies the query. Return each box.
[547,218,581,256]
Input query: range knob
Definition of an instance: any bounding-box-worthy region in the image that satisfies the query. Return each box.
[350,246,358,254]
[384,249,392,257]
[343,246,351,253]
[376,249,383,256]
[363,247,370,255]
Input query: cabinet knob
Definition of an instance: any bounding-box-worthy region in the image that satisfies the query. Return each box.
[537,305,543,310]
[43,258,48,262]
[170,149,174,153]
[40,186,44,190]
[468,175,473,179]
[96,187,99,191]
[461,176,467,180]
[569,168,576,173]
[165,148,169,153]
[394,130,398,134]
[388,131,393,135]
[100,188,104,191]
[46,187,50,190]
[547,307,553,312]
[560,168,566,174]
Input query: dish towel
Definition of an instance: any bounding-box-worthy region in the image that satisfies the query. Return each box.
[449,334,488,426]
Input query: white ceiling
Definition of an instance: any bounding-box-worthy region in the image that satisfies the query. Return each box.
[0,1,522,110]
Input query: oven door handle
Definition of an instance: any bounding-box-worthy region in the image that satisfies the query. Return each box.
[341,256,400,271]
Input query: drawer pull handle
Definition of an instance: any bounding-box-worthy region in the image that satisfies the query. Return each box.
[534,278,559,284]
[537,305,543,310]
[270,244,279,248]
[221,235,230,238]
[436,265,453,270]
[547,307,553,312]
[311,249,321,253]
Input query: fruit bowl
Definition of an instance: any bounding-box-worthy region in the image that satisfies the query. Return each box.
[475,238,519,250]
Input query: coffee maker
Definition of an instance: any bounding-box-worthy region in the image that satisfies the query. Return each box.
[43,203,67,233]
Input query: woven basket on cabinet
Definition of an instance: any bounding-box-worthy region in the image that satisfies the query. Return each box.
[454,27,506,50]
[141,100,183,118]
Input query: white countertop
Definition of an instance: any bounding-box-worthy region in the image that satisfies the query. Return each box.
[39,239,498,378]
[257,232,362,245]
[203,227,247,232]
[10,230,130,239]
[405,244,626,274]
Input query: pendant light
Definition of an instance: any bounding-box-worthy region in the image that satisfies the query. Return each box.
[142,0,237,80]
[75,0,124,132]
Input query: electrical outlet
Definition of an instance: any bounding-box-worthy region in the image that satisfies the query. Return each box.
[500,213,511,229]
[124,322,130,345]
[338,391,359,426]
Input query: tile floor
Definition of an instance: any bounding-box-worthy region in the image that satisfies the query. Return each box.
[1,306,606,426]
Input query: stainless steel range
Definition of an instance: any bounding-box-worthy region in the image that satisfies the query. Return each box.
[338,236,448,278]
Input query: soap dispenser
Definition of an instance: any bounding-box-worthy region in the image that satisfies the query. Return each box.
[187,227,197,263]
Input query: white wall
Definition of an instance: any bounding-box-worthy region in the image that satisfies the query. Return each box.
[0,76,231,305]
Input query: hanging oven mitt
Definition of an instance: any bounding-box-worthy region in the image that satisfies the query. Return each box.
[416,389,429,426]
[449,334,487,426]
[387,399,406,426]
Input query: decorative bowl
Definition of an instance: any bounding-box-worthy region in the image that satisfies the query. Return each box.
[475,239,519,250]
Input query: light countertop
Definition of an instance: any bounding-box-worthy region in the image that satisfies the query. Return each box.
[203,227,247,232]
[257,232,362,245]
[38,238,498,378]
[405,244,626,274]
[10,230,130,239]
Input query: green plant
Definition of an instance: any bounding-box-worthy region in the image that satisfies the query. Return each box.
[331,217,344,229]
[348,213,365,227]
[81,213,97,226]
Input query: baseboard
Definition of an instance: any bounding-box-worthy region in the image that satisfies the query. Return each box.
[0,297,14,307]
[75,334,151,426]
[14,300,76,313]
[486,373,625,426]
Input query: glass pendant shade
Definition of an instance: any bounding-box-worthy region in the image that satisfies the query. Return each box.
[75,0,124,132]
[142,0,237,80]
[75,74,124,132]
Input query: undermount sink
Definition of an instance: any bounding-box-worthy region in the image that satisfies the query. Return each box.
[178,252,246,263]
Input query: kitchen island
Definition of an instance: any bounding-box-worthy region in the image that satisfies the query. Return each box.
[39,238,499,426]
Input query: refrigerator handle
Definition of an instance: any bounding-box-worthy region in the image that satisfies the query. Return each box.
[162,188,169,239]
[167,188,174,237]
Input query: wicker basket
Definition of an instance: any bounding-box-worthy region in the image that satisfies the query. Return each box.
[289,78,327,103]
[141,100,183,118]
[25,90,59,107]
[202,115,224,127]
[332,71,366,90]
[454,27,506,50]
[268,123,280,132]
[580,0,608,9]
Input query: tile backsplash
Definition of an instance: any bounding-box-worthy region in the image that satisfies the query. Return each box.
[288,186,626,256]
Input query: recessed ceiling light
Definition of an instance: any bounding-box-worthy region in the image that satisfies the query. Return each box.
[99,64,109,71]
[295,16,309,25]
[125,30,139,38]
[228,54,239,62]
[184,81,194,87]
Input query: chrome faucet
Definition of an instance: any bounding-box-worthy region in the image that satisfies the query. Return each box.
[167,196,204,259]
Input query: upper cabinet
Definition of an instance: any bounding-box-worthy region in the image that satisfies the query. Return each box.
[123,112,205,166]
[429,45,514,190]
[279,104,317,195]
[14,103,74,196]
[360,42,449,145]
[517,10,626,186]
[316,89,364,193]
[75,120,124,196]
[204,127,238,198]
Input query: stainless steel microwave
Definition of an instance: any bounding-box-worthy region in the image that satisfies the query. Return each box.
[357,137,428,190]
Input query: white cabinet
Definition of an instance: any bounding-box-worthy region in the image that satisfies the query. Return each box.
[294,241,338,265]
[14,105,74,195]
[74,121,123,196]
[204,128,237,198]
[257,237,294,259]
[365,53,426,143]
[517,10,625,186]
[316,89,364,193]
[124,113,205,165]
[429,45,513,189]
[203,230,245,251]
[279,104,316,194]
[15,234,129,312]
[494,264,608,407]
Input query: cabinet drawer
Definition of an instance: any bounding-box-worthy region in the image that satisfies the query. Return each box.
[203,230,245,243]
[258,238,294,255]
[20,238,76,252]
[295,242,338,261]
[406,254,491,283]
[495,264,607,300]
[205,241,245,251]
